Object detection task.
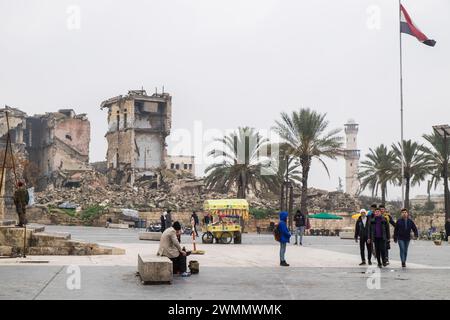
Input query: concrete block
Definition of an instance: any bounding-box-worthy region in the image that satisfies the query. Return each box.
[27,224,46,233]
[107,223,129,229]
[0,245,12,256]
[92,245,126,255]
[138,254,172,284]
[0,227,33,247]
[0,220,16,227]
[139,232,161,241]
[27,246,72,255]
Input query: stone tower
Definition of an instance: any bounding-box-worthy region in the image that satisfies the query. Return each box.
[344,119,360,195]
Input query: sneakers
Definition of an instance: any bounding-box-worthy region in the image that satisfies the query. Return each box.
[382,262,388,267]
[181,272,191,277]
[294,242,298,245]
[402,262,406,268]
[280,261,290,267]
[377,264,382,268]
[359,261,366,266]
[368,261,372,265]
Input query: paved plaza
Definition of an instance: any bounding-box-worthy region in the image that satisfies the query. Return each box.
[0,226,449,300]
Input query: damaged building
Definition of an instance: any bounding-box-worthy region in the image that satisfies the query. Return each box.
[101,89,172,186]
[25,109,91,190]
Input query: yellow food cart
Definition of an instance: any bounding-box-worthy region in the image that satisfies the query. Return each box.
[201,199,249,244]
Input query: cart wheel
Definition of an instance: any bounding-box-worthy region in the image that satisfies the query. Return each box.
[233,232,242,244]
[202,232,214,244]
[220,232,233,244]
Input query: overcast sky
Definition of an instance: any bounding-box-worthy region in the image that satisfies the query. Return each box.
[1,0,449,200]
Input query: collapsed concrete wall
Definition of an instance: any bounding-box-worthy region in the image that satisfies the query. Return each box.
[101,89,172,186]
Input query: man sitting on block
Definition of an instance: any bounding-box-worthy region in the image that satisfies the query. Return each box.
[157,221,191,277]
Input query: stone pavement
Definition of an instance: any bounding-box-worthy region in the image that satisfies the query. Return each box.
[0,226,449,300]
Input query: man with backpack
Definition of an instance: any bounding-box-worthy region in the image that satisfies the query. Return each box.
[274,211,291,267]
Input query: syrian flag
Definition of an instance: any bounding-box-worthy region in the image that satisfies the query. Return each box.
[400,5,436,47]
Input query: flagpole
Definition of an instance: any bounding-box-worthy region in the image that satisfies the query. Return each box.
[399,0,405,208]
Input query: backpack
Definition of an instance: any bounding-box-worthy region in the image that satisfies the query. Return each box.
[273,223,281,242]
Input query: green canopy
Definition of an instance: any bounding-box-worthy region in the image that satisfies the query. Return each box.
[308,213,343,220]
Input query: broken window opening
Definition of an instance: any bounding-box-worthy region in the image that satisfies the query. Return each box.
[184,164,188,170]
[170,163,175,169]
[124,112,127,129]
[65,134,72,141]
[175,164,180,170]
[116,115,120,131]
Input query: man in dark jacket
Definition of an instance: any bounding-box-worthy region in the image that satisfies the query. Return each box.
[380,205,396,265]
[369,208,390,268]
[354,209,372,265]
[13,181,29,227]
[160,212,166,233]
[278,211,291,267]
[394,208,418,268]
[293,210,306,245]
[445,218,450,242]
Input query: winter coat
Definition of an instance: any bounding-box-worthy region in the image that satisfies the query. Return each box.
[354,215,371,239]
[278,211,291,244]
[394,218,418,241]
[157,227,182,259]
[293,212,306,227]
[370,215,390,241]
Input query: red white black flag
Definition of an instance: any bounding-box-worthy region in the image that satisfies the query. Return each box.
[400,4,436,47]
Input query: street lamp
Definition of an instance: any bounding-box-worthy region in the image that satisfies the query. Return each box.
[432,125,450,221]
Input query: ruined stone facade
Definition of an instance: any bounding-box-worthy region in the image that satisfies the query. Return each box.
[25,109,91,190]
[101,90,172,185]
[167,155,195,176]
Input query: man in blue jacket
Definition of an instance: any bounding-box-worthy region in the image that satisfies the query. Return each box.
[394,208,418,268]
[278,211,291,267]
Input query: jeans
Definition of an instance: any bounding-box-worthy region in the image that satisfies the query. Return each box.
[359,237,372,262]
[280,242,287,262]
[398,239,410,263]
[374,238,386,265]
[295,226,305,244]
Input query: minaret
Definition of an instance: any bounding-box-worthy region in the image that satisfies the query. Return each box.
[344,119,360,195]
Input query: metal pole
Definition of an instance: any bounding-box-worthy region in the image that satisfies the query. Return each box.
[399,0,405,208]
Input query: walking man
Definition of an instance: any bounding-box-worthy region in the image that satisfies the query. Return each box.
[165,209,173,230]
[293,209,306,245]
[354,209,372,265]
[278,211,291,266]
[369,208,389,268]
[13,181,29,227]
[379,205,396,265]
[160,211,167,233]
[190,211,199,237]
[445,218,450,242]
[394,208,418,268]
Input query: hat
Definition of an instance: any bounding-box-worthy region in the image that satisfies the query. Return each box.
[359,209,367,214]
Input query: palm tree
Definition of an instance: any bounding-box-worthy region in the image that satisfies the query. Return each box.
[274,108,344,213]
[422,132,450,219]
[359,144,395,205]
[204,127,277,198]
[391,140,431,210]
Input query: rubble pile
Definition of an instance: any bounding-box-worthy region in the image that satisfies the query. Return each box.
[34,171,359,214]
